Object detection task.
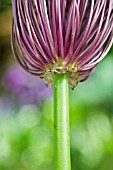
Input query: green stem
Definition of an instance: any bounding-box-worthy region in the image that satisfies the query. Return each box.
[54,73,71,170]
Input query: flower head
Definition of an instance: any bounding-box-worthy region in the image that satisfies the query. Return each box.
[12,0,113,89]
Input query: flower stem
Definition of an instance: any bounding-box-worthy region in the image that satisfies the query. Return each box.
[54,73,71,170]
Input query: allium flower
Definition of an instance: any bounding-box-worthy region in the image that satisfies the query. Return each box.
[3,64,52,106]
[12,0,113,89]
[11,1,113,170]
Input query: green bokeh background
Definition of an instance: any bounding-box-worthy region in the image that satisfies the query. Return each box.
[0,4,113,170]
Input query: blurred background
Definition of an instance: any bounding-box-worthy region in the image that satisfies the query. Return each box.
[0,2,113,170]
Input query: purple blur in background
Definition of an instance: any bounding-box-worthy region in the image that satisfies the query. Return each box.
[3,64,53,106]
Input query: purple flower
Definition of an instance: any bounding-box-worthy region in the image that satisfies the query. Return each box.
[3,64,52,106]
[11,0,113,89]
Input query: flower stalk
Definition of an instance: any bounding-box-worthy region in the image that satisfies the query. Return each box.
[54,73,71,170]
